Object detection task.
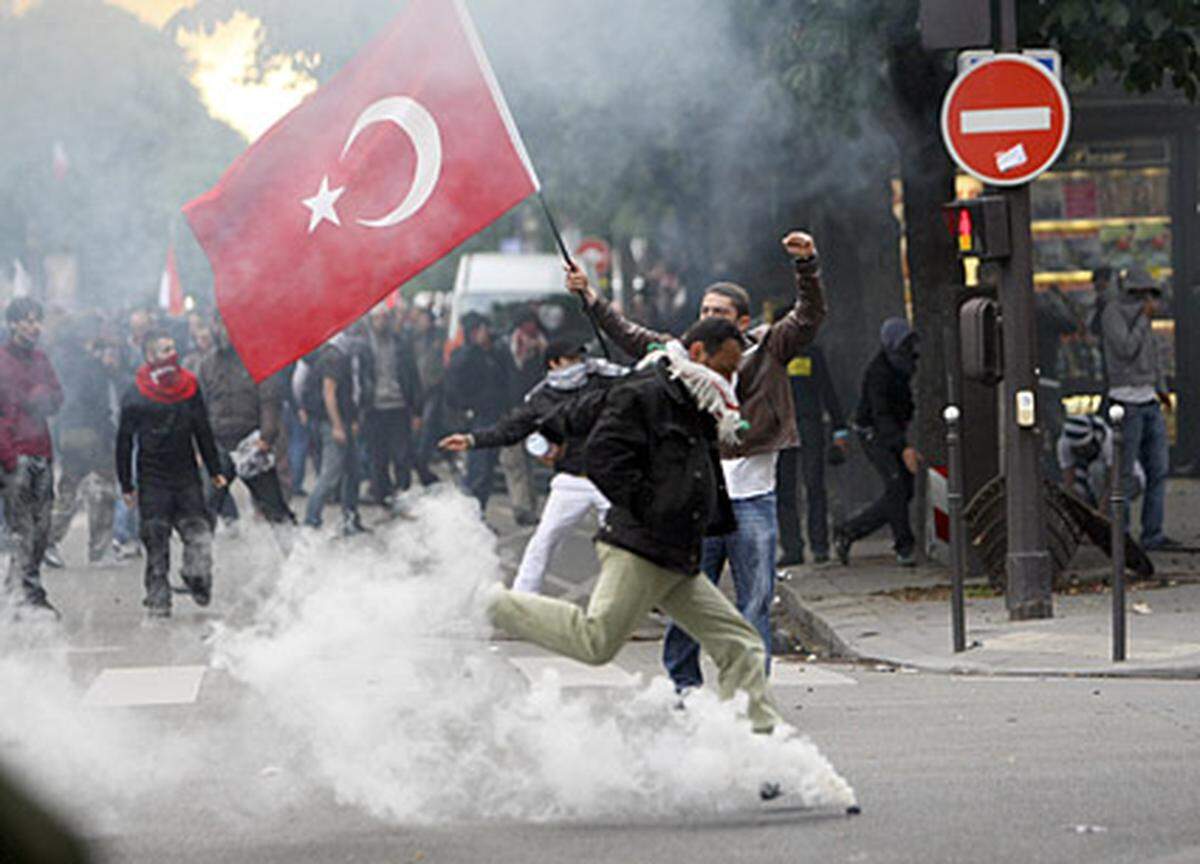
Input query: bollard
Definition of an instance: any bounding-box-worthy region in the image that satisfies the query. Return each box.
[943,405,967,653]
[1109,404,1127,662]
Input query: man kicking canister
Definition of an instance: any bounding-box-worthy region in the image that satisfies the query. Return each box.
[566,232,825,694]
[481,318,784,744]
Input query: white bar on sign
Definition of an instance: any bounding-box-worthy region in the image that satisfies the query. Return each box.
[961,107,1051,134]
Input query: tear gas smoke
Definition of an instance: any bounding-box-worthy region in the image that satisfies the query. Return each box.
[0,488,854,832]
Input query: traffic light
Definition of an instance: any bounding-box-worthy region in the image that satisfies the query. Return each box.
[943,196,1011,260]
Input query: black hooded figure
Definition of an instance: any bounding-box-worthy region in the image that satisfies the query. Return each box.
[835,317,920,566]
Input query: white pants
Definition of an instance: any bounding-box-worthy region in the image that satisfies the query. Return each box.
[512,473,611,594]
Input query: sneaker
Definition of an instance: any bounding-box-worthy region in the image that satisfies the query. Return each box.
[113,540,142,561]
[833,527,852,566]
[1143,535,1183,551]
[88,552,123,569]
[339,514,372,537]
[43,545,65,569]
[896,551,917,567]
[759,781,783,802]
[144,605,171,620]
[812,551,832,567]
[673,686,695,712]
[182,576,211,607]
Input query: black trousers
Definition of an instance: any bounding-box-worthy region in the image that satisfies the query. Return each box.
[139,482,212,611]
[206,445,296,526]
[842,435,914,556]
[776,418,830,558]
[365,406,413,501]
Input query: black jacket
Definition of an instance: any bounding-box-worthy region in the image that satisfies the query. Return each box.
[853,350,914,454]
[787,343,845,428]
[540,362,736,575]
[471,362,627,477]
[444,342,513,425]
[116,388,222,495]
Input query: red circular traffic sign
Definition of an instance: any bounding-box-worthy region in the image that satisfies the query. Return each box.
[940,54,1071,187]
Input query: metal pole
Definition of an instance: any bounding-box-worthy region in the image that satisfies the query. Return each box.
[1109,404,1127,662]
[944,405,967,652]
[995,0,1053,620]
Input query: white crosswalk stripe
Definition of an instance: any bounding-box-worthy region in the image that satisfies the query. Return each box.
[83,665,208,707]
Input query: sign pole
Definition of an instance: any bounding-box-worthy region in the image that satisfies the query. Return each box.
[996,0,1053,620]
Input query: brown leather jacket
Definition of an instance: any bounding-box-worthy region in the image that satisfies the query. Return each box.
[588,256,826,459]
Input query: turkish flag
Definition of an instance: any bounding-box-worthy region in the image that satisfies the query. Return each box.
[183,0,540,381]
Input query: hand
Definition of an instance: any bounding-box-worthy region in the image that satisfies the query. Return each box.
[123,491,137,508]
[332,425,348,445]
[297,409,308,425]
[439,433,473,452]
[902,446,921,475]
[412,416,423,432]
[1158,391,1174,414]
[351,422,361,438]
[537,442,564,467]
[782,231,816,259]
[833,436,850,454]
[255,436,272,453]
[212,475,229,489]
[565,262,597,306]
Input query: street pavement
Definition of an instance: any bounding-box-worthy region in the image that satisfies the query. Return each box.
[778,478,1200,678]
[2,481,1200,863]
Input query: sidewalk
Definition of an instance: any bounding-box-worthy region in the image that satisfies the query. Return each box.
[777,540,1200,678]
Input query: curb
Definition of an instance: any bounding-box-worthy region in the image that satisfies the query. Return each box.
[774,582,1200,680]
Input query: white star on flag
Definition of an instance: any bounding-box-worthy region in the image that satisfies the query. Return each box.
[301,176,345,233]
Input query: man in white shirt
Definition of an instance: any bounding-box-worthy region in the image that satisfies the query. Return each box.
[566,230,826,691]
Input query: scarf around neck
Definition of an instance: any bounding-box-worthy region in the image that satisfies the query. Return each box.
[136,355,197,404]
[637,341,745,446]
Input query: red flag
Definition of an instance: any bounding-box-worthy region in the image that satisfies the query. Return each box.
[183,0,540,381]
[159,244,185,317]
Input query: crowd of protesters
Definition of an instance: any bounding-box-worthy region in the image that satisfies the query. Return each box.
[0,251,1176,638]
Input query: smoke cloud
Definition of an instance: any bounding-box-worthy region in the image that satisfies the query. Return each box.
[1,488,854,834]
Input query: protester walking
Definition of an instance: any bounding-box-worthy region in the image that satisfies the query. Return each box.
[439,340,628,593]
[364,305,423,506]
[499,310,546,525]
[116,330,226,617]
[302,332,367,536]
[199,316,296,547]
[567,230,826,693]
[0,298,64,616]
[46,334,121,568]
[834,317,921,567]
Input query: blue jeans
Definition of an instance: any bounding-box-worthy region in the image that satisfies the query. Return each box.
[662,492,777,689]
[304,423,355,527]
[284,402,312,493]
[1119,400,1169,546]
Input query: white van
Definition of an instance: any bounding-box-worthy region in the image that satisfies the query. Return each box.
[447,253,592,344]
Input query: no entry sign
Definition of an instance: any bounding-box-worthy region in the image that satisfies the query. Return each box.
[940,54,1071,186]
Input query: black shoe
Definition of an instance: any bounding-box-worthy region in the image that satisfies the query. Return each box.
[514,511,538,527]
[759,781,783,801]
[896,551,917,567]
[812,552,831,567]
[23,594,61,620]
[183,576,211,607]
[833,527,851,566]
[777,551,804,568]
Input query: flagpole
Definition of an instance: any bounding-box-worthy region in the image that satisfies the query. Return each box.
[536,191,612,360]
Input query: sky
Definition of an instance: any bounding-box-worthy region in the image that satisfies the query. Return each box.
[12,0,317,141]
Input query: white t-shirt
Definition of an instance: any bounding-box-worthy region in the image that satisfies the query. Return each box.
[721,452,779,500]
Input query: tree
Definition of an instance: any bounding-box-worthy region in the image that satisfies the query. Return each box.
[743,0,1200,544]
[0,0,244,310]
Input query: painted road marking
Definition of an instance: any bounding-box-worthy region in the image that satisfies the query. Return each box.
[83,666,207,707]
[961,106,1051,134]
[508,656,641,688]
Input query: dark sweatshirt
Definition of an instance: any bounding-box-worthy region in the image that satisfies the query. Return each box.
[116,388,221,495]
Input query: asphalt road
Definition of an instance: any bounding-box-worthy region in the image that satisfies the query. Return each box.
[4,493,1200,864]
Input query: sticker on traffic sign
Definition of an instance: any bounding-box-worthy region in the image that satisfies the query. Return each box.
[940,53,1071,187]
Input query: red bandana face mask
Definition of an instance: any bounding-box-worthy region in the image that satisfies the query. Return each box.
[136,351,197,404]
